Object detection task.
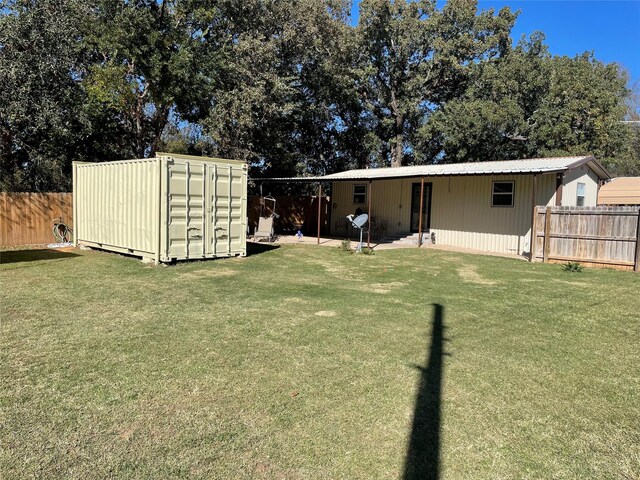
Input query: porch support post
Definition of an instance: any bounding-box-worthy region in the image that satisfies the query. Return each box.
[529,174,538,262]
[367,180,372,248]
[317,183,322,245]
[555,173,563,206]
[418,177,425,247]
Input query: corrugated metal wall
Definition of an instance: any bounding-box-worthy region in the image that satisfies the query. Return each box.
[74,155,247,263]
[431,174,555,256]
[331,173,558,256]
[75,159,159,256]
[563,164,599,207]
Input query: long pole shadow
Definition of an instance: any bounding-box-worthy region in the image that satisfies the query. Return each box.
[403,303,445,480]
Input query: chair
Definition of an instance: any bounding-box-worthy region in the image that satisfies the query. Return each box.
[254,216,275,242]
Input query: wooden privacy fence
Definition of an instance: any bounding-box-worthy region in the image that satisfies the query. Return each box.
[247,195,330,236]
[533,206,640,271]
[0,193,73,247]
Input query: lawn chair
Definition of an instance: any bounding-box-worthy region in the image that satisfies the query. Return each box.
[254,216,275,242]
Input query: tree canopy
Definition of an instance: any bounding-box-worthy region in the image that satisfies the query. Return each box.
[1,0,638,191]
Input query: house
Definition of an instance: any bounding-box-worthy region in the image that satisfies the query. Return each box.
[265,156,610,258]
[598,177,640,205]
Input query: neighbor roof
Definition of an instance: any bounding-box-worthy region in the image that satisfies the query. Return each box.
[598,177,640,205]
[260,156,610,182]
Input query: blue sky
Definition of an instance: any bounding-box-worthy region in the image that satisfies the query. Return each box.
[350,1,640,84]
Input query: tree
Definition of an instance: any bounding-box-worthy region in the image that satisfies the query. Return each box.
[530,53,631,171]
[421,33,638,175]
[0,0,92,191]
[420,32,550,163]
[2,0,637,191]
[615,79,640,176]
[355,0,516,167]
[195,0,354,179]
[83,0,212,159]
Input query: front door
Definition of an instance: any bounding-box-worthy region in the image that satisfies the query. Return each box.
[410,182,432,233]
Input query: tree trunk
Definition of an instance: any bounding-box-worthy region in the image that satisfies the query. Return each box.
[391,113,404,168]
[134,94,145,158]
[149,105,169,157]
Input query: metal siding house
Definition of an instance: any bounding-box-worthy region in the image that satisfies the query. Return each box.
[265,156,610,257]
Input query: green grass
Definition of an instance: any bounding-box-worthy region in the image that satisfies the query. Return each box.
[1,245,639,479]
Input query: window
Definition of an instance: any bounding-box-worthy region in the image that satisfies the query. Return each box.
[353,184,366,204]
[491,181,514,207]
[576,182,585,206]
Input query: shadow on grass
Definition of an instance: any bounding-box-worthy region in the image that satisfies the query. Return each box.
[246,242,280,257]
[403,303,446,480]
[0,248,79,264]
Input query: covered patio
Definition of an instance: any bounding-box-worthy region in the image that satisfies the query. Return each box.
[258,174,432,250]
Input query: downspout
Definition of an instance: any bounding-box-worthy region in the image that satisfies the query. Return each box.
[529,174,538,262]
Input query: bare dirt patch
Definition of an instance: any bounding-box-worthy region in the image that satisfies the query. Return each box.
[314,310,337,317]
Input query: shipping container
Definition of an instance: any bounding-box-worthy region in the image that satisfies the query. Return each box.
[73,153,247,263]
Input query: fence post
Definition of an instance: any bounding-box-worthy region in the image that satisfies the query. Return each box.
[72,165,78,247]
[317,184,322,245]
[635,208,640,273]
[543,206,551,263]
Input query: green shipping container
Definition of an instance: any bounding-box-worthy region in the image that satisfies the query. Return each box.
[73,153,248,263]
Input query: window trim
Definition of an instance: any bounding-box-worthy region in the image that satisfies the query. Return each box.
[576,182,586,207]
[491,181,515,208]
[352,184,367,205]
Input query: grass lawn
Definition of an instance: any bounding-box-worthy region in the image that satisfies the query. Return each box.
[1,244,639,479]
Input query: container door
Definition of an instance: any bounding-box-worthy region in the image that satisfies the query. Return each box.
[208,164,230,256]
[207,163,246,256]
[167,160,207,259]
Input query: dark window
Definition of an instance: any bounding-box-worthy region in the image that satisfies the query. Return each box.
[353,184,366,204]
[492,181,514,207]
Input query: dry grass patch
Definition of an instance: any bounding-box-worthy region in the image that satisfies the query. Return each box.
[179,268,237,279]
[456,265,497,285]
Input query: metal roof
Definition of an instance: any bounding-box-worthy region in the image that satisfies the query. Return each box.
[259,156,610,182]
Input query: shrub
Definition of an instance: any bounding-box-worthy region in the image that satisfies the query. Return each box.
[562,261,583,273]
[360,247,375,255]
[338,239,352,252]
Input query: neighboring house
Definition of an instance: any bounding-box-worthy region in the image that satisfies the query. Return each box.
[598,177,640,205]
[266,156,610,257]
